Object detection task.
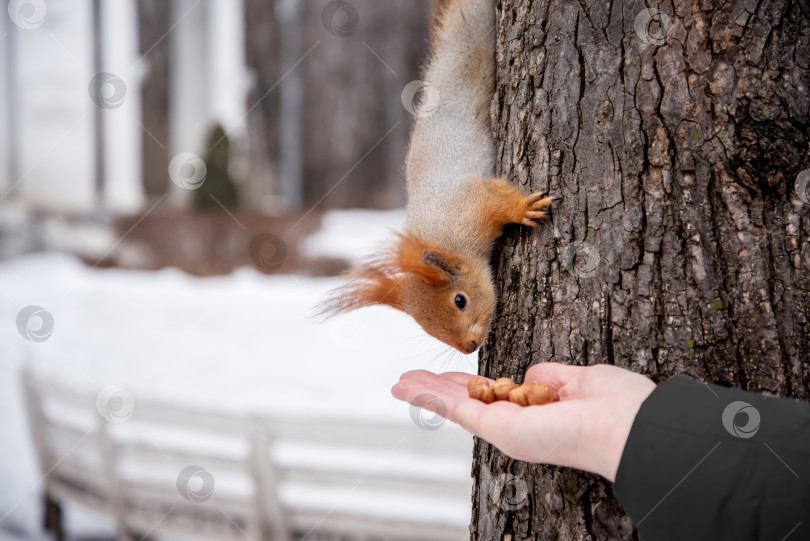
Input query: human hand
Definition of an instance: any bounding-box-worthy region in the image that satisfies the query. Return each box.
[391,363,656,482]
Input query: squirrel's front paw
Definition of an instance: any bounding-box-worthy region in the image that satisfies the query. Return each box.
[521,193,558,227]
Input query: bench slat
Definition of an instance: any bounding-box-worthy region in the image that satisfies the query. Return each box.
[288,511,469,541]
[280,468,471,499]
[23,366,474,541]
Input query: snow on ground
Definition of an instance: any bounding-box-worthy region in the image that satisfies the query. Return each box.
[0,210,477,540]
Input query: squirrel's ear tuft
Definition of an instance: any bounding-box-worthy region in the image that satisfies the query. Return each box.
[423,251,460,279]
[316,263,403,318]
[394,231,460,286]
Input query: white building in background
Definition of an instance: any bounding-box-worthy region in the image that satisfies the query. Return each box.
[0,9,10,197]
[0,0,247,214]
[4,0,97,211]
[99,0,143,213]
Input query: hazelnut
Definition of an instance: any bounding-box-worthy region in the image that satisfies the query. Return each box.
[467,376,495,404]
[508,382,559,406]
[492,377,518,401]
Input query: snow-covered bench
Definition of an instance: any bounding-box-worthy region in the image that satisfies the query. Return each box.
[22,367,473,541]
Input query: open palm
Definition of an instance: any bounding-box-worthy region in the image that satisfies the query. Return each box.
[391,362,656,482]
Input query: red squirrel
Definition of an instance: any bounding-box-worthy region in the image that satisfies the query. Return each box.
[321,0,556,354]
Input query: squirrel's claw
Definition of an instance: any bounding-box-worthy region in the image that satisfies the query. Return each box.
[518,193,557,226]
[522,210,546,227]
[528,193,558,211]
[526,193,543,204]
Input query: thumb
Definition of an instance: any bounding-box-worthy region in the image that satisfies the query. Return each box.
[524,362,584,389]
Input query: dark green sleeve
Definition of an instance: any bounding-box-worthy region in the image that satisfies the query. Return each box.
[614,375,810,541]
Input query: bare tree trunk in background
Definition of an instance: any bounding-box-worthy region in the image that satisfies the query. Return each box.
[472,0,810,538]
[241,1,430,210]
[243,0,281,211]
[137,0,171,198]
[300,0,431,209]
[380,0,433,209]
[91,0,104,204]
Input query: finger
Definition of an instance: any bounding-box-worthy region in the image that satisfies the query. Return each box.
[393,377,489,435]
[441,372,492,387]
[391,372,469,403]
[394,373,576,466]
[394,371,477,396]
[393,372,518,431]
[398,369,438,381]
[403,370,479,385]
[524,362,584,390]
[401,374,525,437]
[525,211,547,220]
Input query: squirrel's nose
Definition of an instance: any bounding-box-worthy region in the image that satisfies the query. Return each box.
[464,341,479,354]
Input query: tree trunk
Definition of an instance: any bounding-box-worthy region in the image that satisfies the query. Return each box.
[243,0,282,210]
[137,0,171,199]
[472,0,810,539]
[300,0,430,209]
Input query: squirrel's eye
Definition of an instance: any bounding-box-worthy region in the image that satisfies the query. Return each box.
[454,293,467,311]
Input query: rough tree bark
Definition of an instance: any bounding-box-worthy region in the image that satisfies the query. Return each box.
[472,0,810,539]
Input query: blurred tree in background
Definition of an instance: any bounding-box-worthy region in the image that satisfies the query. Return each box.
[243,0,281,211]
[137,0,171,199]
[193,124,240,210]
[243,0,431,210]
[300,0,430,209]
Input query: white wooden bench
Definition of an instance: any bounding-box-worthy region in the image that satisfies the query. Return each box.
[22,366,473,541]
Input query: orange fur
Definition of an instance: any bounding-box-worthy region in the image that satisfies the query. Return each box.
[479,179,526,231]
[319,231,463,317]
[393,231,462,286]
[478,178,553,230]
[323,264,404,314]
